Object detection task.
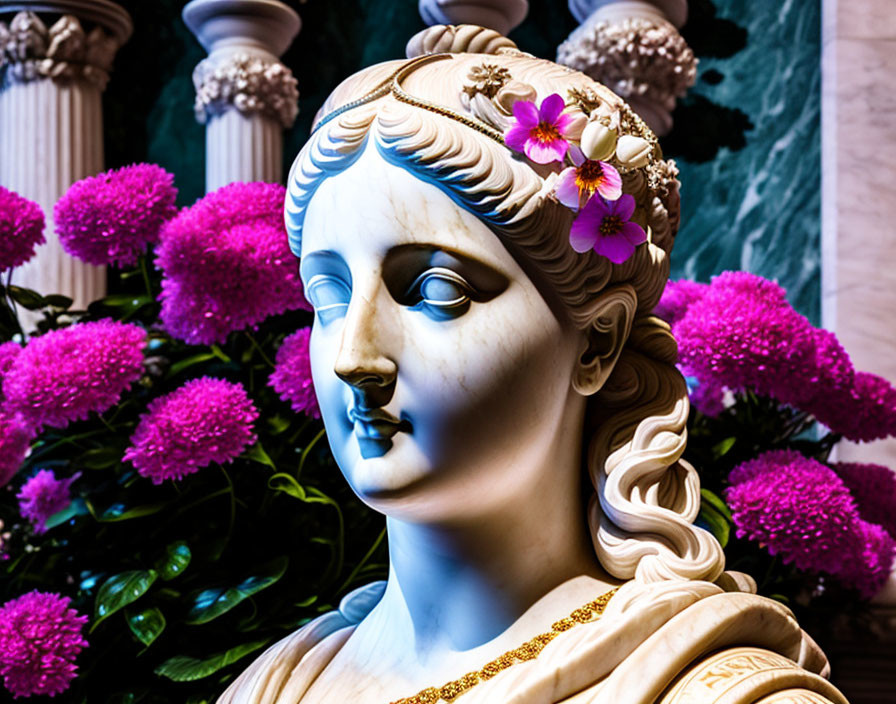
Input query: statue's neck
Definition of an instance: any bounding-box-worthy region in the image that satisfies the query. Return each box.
[380,467,612,655]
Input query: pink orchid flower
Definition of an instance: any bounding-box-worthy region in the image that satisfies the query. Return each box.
[504,93,575,164]
[569,193,647,264]
[554,145,622,209]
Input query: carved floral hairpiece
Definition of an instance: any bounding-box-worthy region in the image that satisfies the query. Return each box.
[460,63,655,264]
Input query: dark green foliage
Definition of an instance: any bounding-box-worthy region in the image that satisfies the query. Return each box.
[0,269,387,703]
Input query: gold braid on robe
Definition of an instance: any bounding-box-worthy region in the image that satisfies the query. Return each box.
[218,579,847,704]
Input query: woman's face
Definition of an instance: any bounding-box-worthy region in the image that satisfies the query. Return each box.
[299,145,587,521]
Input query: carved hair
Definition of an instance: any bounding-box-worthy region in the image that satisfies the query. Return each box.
[285,27,725,584]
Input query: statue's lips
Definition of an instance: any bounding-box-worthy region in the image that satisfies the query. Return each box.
[348,407,411,440]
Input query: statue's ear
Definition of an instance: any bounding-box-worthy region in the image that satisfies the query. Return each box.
[572,286,637,395]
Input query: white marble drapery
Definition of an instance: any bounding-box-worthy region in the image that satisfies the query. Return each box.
[183,0,301,192]
[0,1,132,314]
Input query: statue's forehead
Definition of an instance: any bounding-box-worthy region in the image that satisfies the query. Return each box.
[299,146,514,267]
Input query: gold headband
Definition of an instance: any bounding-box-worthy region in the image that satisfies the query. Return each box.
[312,53,507,145]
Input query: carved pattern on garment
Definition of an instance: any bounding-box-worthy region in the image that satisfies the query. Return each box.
[657,647,847,704]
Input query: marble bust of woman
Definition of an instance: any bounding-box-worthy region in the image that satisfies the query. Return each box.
[220,25,848,704]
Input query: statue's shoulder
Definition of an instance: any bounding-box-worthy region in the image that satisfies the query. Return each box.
[596,586,848,704]
[656,646,846,704]
[216,582,386,704]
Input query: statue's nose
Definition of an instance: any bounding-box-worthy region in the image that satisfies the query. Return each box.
[333,293,398,391]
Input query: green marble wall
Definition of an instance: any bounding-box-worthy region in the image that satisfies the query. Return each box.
[105,0,820,320]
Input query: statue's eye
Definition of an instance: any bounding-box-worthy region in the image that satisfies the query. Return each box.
[306,274,351,324]
[409,268,472,319]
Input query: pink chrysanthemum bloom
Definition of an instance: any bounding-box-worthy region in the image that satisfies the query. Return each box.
[655,279,709,327]
[156,182,310,345]
[0,411,31,488]
[726,450,858,574]
[0,342,22,389]
[2,320,146,432]
[816,371,896,442]
[673,272,821,406]
[836,520,896,599]
[269,327,320,419]
[124,377,259,484]
[504,94,576,164]
[834,462,896,539]
[0,186,45,273]
[569,193,647,264]
[0,591,88,698]
[689,380,726,417]
[54,164,177,267]
[16,470,79,535]
[555,145,622,209]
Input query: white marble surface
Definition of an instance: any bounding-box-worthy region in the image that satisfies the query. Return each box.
[822,1,896,467]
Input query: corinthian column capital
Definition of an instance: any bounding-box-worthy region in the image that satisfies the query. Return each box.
[558,0,695,136]
[0,0,131,90]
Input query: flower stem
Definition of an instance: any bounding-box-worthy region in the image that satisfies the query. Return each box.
[139,255,153,299]
[244,332,274,368]
[297,428,326,480]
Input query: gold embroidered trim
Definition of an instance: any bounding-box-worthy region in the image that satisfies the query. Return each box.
[390,587,618,704]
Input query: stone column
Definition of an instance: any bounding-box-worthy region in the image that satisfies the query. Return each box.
[418,0,529,37]
[557,0,695,136]
[183,0,301,192]
[0,1,131,312]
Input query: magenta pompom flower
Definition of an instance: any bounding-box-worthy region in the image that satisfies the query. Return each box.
[16,470,79,534]
[834,462,896,539]
[2,320,146,432]
[816,371,896,442]
[673,272,823,407]
[54,164,177,267]
[569,193,646,264]
[0,411,31,488]
[0,591,88,698]
[0,342,22,388]
[555,146,622,209]
[504,93,576,164]
[156,182,310,345]
[124,377,259,484]
[0,186,45,273]
[655,279,709,327]
[837,520,896,599]
[726,450,858,574]
[269,327,320,418]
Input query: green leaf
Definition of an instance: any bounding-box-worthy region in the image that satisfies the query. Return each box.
[126,606,166,646]
[79,446,122,470]
[167,352,218,378]
[243,442,276,469]
[268,473,306,500]
[697,504,730,548]
[156,541,191,581]
[185,557,288,625]
[96,502,167,522]
[7,285,46,310]
[96,293,152,310]
[94,570,158,627]
[44,498,88,530]
[154,639,270,681]
[711,436,737,459]
[43,294,73,309]
[700,489,733,522]
[265,415,292,435]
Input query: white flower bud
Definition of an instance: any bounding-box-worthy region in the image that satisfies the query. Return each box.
[581,120,617,161]
[616,135,652,168]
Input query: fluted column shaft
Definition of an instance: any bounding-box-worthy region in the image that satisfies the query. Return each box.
[0,3,131,312]
[183,0,300,192]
